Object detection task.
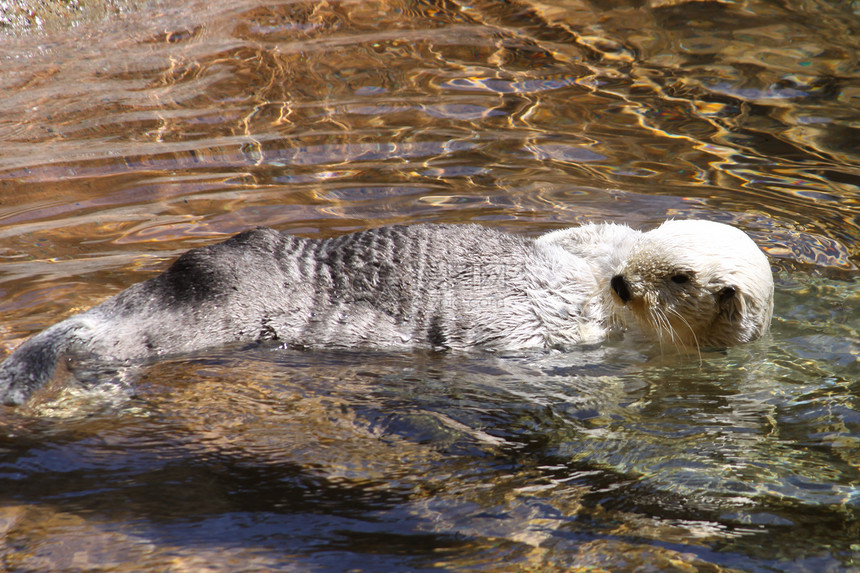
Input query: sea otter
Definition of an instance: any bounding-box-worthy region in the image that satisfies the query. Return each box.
[0,220,773,405]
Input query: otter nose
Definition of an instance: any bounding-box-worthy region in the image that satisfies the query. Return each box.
[610,275,632,303]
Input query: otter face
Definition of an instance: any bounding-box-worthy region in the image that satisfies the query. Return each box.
[609,220,773,350]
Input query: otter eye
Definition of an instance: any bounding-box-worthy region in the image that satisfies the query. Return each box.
[670,274,690,284]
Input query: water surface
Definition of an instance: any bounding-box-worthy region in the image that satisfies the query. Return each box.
[1,0,858,571]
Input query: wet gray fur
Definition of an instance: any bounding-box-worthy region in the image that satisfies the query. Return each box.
[0,224,629,405]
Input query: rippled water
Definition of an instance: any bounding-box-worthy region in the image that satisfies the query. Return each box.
[1,0,858,571]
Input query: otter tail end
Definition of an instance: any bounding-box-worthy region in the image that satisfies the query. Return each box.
[0,319,90,406]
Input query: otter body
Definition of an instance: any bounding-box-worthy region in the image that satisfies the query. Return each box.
[0,221,774,405]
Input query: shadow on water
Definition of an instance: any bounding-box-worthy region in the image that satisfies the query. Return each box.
[0,0,858,571]
[2,331,858,571]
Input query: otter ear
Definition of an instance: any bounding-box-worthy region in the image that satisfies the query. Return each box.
[718,286,736,303]
[716,285,741,321]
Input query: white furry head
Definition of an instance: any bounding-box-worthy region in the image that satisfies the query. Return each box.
[609,220,773,349]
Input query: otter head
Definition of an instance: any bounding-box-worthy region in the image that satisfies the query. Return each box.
[609,220,773,349]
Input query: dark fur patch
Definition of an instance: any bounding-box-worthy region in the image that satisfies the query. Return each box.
[427,315,448,349]
[155,227,283,309]
[157,248,230,308]
[258,314,279,342]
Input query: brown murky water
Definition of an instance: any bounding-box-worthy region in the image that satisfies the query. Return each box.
[1,0,858,571]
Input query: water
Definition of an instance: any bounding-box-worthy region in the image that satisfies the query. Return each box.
[0,0,858,570]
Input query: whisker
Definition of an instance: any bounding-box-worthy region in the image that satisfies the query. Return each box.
[666,307,702,364]
[649,306,673,358]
